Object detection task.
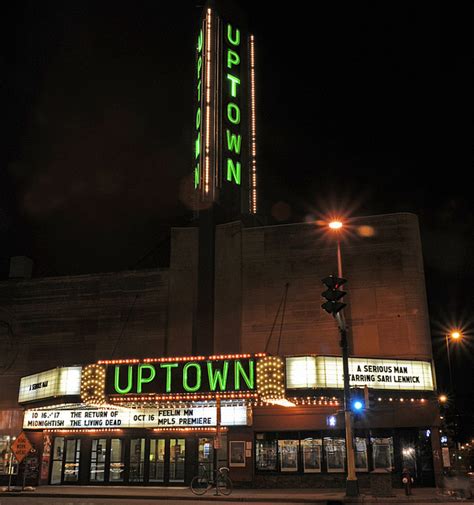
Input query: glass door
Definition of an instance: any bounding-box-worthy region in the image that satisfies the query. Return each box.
[129,438,145,483]
[63,439,81,482]
[149,439,166,483]
[109,438,125,483]
[50,437,64,484]
[169,439,185,483]
[198,438,213,477]
[90,438,106,482]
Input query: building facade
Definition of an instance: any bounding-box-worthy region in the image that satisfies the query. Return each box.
[0,213,443,488]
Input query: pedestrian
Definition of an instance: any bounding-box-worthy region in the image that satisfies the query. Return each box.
[401,467,413,496]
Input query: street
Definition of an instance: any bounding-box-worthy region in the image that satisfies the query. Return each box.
[0,497,466,505]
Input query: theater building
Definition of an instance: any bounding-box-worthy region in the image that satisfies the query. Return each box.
[0,212,443,488]
[0,0,442,491]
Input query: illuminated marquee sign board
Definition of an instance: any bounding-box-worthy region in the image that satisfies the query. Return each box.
[18,367,82,404]
[194,4,257,215]
[286,356,434,391]
[23,404,248,430]
[105,357,256,397]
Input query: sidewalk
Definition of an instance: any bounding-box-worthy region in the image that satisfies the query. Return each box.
[1,485,471,503]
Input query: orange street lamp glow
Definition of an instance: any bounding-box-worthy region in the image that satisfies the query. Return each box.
[329,220,343,230]
[449,331,462,340]
[439,394,448,403]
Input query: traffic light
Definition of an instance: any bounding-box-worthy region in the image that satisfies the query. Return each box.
[350,388,366,413]
[351,398,365,412]
[321,275,347,315]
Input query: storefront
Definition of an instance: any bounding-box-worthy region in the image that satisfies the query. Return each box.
[14,353,441,488]
[43,431,229,485]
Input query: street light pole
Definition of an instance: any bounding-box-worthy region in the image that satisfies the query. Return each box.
[329,222,358,497]
[445,334,453,393]
[444,330,462,462]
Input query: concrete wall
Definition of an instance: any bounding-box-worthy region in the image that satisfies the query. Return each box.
[167,227,198,356]
[214,221,242,354]
[0,269,169,414]
[240,213,432,360]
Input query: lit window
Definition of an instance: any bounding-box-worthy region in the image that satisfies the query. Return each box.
[302,438,322,473]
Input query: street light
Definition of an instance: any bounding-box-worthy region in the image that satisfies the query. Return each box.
[444,330,463,460]
[445,330,462,393]
[439,394,448,404]
[327,219,358,497]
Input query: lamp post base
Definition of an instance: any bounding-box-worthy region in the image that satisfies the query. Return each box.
[345,479,359,497]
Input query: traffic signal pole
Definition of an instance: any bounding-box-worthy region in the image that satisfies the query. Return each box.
[336,312,358,496]
[321,235,358,497]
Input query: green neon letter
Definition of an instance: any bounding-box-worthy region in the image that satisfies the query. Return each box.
[226,158,241,185]
[197,56,202,79]
[183,362,201,392]
[197,80,202,101]
[194,163,200,188]
[114,366,133,394]
[235,360,254,389]
[227,24,240,46]
[195,133,200,159]
[160,363,178,393]
[196,107,201,130]
[227,103,240,125]
[137,364,156,393]
[226,74,241,98]
[207,361,229,391]
[226,130,241,154]
[227,49,240,69]
[197,29,203,52]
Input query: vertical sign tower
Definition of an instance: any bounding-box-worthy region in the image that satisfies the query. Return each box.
[193,0,257,356]
[193,0,257,220]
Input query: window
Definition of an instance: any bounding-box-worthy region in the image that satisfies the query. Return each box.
[255,438,277,471]
[324,437,345,472]
[302,438,322,473]
[355,437,368,472]
[278,440,299,472]
[371,437,394,471]
[0,436,10,475]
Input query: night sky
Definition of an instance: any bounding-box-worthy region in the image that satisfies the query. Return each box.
[3,2,472,439]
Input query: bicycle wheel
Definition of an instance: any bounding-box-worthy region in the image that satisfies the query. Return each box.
[190,475,210,495]
[217,474,233,495]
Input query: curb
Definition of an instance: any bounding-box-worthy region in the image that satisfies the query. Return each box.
[1,490,468,504]
[0,492,339,503]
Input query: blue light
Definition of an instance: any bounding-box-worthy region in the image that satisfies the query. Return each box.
[353,400,363,411]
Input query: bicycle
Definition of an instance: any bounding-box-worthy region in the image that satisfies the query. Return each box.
[190,463,233,496]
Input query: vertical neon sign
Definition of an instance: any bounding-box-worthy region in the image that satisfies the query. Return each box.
[193,5,257,215]
[194,28,203,189]
[225,23,241,186]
